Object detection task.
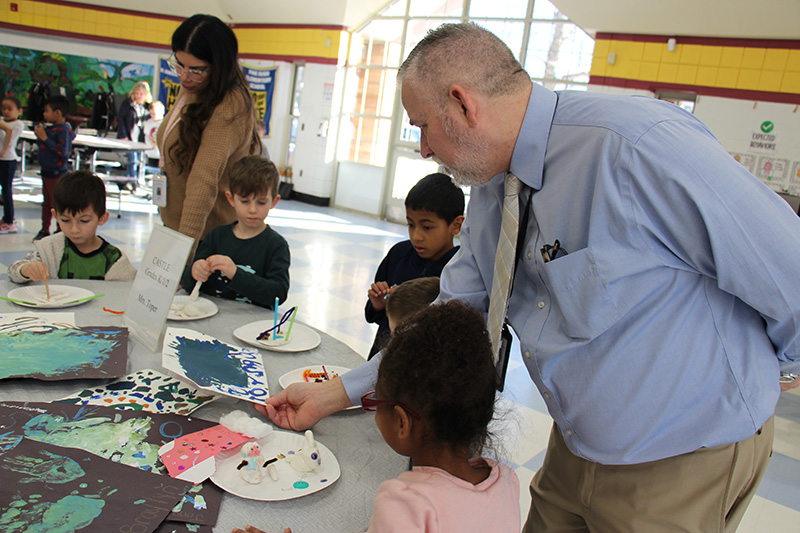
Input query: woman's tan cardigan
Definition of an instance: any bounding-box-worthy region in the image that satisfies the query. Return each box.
[157,88,257,246]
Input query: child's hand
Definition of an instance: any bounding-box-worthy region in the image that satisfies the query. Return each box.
[191,259,213,282]
[367,281,391,311]
[21,262,49,281]
[34,123,47,141]
[232,527,292,533]
[206,254,237,279]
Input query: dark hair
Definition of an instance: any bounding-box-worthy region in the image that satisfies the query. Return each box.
[378,300,497,453]
[44,95,70,117]
[404,173,465,224]
[228,155,280,198]
[386,277,440,327]
[170,14,260,174]
[2,96,22,110]
[53,170,106,217]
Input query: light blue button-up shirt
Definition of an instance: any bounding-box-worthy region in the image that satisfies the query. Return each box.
[343,83,800,465]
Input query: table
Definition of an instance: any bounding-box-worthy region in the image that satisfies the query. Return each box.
[0,280,404,533]
[18,130,152,216]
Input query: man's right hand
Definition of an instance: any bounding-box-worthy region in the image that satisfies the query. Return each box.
[255,378,352,431]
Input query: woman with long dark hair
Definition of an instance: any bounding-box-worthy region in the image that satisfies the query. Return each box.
[157,14,260,246]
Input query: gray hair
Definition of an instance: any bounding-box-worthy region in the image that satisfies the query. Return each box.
[398,23,529,110]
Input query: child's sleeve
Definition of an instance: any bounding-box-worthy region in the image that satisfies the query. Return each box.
[40,125,70,160]
[226,233,290,308]
[365,253,391,324]
[8,250,45,284]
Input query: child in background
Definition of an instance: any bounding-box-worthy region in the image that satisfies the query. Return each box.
[9,170,137,282]
[365,173,464,359]
[142,100,165,172]
[181,155,290,308]
[233,301,520,533]
[384,276,440,333]
[33,94,75,241]
[0,96,24,233]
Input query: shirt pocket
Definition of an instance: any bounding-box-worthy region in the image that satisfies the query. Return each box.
[541,247,618,340]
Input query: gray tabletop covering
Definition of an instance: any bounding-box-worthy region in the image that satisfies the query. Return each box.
[0,280,405,533]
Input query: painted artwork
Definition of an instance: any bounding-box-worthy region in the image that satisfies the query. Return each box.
[0,44,154,113]
[156,521,213,533]
[55,369,219,415]
[0,402,223,527]
[0,326,128,381]
[162,328,269,404]
[159,425,253,483]
[0,438,190,532]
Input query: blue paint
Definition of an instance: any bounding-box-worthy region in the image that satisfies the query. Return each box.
[169,337,249,388]
[0,329,122,379]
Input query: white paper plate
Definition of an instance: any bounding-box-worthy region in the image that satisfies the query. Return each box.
[278,365,350,389]
[233,320,321,353]
[167,295,219,321]
[210,431,340,501]
[7,285,96,308]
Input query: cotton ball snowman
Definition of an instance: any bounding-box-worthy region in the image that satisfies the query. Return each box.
[285,430,321,472]
[236,441,278,484]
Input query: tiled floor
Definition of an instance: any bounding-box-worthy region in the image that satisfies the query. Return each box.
[2,175,799,531]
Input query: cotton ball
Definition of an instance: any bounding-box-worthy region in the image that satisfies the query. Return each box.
[219,410,273,438]
[184,304,201,317]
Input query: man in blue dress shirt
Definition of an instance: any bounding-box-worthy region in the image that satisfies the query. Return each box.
[262,23,800,531]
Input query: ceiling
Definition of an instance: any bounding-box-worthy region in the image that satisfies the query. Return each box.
[75,0,800,38]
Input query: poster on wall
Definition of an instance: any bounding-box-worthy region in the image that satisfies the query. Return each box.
[242,64,277,136]
[0,45,153,113]
[158,56,181,112]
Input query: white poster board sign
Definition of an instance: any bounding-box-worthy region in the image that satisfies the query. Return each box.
[124,224,194,352]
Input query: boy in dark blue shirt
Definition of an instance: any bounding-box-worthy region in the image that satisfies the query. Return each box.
[33,95,75,241]
[365,172,465,358]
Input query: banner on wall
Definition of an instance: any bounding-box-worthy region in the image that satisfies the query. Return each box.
[242,64,277,137]
[157,56,181,112]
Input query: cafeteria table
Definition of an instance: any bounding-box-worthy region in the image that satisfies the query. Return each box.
[0,279,405,533]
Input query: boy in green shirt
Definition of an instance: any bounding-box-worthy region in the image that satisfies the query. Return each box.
[9,170,137,282]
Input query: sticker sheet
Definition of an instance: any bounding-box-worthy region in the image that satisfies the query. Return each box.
[55,369,219,415]
[162,328,269,403]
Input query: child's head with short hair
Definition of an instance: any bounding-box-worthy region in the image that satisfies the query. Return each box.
[52,171,109,249]
[43,95,69,123]
[385,277,440,333]
[149,101,165,121]
[54,170,107,218]
[226,155,281,232]
[2,96,22,122]
[405,172,464,225]
[228,155,280,199]
[404,173,465,261]
[376,300,498,455]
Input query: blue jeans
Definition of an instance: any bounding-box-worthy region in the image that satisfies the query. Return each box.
[126,151,140,178]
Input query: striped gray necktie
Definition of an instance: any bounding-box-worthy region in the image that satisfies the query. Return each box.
[487,172,522,363]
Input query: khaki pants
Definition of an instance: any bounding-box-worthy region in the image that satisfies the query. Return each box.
[523,418,774,533]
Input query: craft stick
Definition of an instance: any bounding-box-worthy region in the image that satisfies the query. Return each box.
[41,261,50,300]
[0,295,38,306]
[322,365,329,381]
[274,297,279,329]
[286,306,298,342]
[61,293,105,305]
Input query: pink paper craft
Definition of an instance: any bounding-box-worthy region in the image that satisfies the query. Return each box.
[159,425,251,483]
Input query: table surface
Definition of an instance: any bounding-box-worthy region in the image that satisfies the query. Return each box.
[0,280,403,533]
[19,129,150,151]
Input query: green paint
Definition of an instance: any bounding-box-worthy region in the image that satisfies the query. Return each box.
[0,329,120,379]
[0,494,104,533]
[22,413,160,470]
[2,450,84,484]
[133,499,146,505]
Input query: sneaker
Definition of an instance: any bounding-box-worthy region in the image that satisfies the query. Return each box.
[0,222,17,234]
[33,229,50,242]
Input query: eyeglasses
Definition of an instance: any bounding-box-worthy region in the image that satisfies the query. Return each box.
[167,54,209,82]
[541,239,568,263]
[360,391,421,420]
